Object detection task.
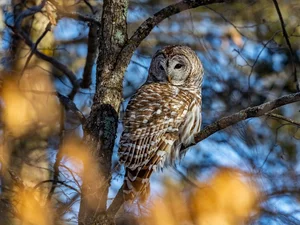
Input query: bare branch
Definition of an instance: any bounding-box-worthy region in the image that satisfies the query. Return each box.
[81,18,100,88]
[59,165,82,190]
[16,89,86,123]
[8,25,80,92]
[57,192,80,217]
[34,179,80,194]
[107,186,124,216]
[193,92,300,144]
[266,113,300,127]
[8,1,82,95]
[115,0,226,76]
[56,9,101,25]
[83,0,97,14]
[47,106,65,201]
[272,0,299,91]
[48,0,101,25]
[129,0,226,48]
[14,0,47,30]
[20,22,52,77]
[57,93,86,124]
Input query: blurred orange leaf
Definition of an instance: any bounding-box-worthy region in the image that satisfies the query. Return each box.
[147,169,260,225]
[1,70,60,137]
[14,188,53,225]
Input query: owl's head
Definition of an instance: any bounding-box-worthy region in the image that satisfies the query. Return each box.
[146,45,203,88]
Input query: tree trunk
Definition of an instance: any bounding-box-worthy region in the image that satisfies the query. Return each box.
[78,0,128,224]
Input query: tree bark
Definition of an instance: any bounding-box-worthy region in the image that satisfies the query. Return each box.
[78,0,128,224]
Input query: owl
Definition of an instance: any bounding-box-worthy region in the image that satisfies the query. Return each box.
[119,45,204,201]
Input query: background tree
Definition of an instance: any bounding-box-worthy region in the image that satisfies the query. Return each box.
[0,0,300,225]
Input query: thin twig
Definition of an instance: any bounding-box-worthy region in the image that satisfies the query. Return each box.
[57,93,86,124]
[14,0,47,30]
[59,165,82,190]
[48,0,100,25]
[129,0,226,46]
[205,5,246,38]
[265,113,300,127]
[7,24,80,93]
[272,0,299,91]
[173,167,201,188]
[259,124,282,170]
[57,193,80,217]
[7,0,81,94]
[246,31,280,100]
[47,105,65,201]
[131,60,148,70]
[57,10,101,25]
[34,179,80,193]
[20,22,52,77]
[13,87,86,123]
[83,0,96,14]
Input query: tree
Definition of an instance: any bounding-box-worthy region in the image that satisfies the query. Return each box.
[0,0,300,224]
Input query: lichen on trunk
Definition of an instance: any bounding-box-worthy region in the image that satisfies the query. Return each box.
[78,1,129,224]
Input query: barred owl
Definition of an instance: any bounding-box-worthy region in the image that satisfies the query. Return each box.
[119,45,204,201]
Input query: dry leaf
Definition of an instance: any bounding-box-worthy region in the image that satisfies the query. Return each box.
[46,1,57,26]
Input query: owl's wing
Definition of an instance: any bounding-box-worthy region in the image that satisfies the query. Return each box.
[119,83,190,169]
[119,83,192,201]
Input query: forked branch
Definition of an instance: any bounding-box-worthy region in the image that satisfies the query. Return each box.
[272,0,299,91]
[193,92,300,143]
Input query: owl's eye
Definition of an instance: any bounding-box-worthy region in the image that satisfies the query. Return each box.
[159,65,164,70]
[174,64,183,69]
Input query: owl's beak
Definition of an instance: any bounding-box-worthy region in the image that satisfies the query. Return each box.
[167,75,172,82]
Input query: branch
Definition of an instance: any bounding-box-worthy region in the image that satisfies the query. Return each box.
[8,25,80,93]
[47,106,65,201]
[20,22,52,76]
[14,0,47,30]
[34,179,80,193]
[272,0,299,91]
[83,0,97,14]
[57,93,86,124]
[8,1,81,96]
[129,0,225,48]
[18,88,86,123]
[266,113,300,127]
[107,185,124,216]
[81,16,100,88]
[56,9,101,25]
[57,192,80,217]
[115,0,226,74]
[48,0,101,25]
[193,92,300,144]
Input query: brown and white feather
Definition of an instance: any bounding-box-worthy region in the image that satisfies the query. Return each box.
[119,45,203,201]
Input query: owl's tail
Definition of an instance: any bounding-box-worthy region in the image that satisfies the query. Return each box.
[123,167,152,202]
[123,153,163,202]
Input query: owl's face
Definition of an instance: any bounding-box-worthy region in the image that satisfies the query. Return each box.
[146,45,203,88]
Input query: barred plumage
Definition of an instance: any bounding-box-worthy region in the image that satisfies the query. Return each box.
[119,45,203,201]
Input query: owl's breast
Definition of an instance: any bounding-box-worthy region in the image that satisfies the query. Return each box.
[179,94,202,147]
